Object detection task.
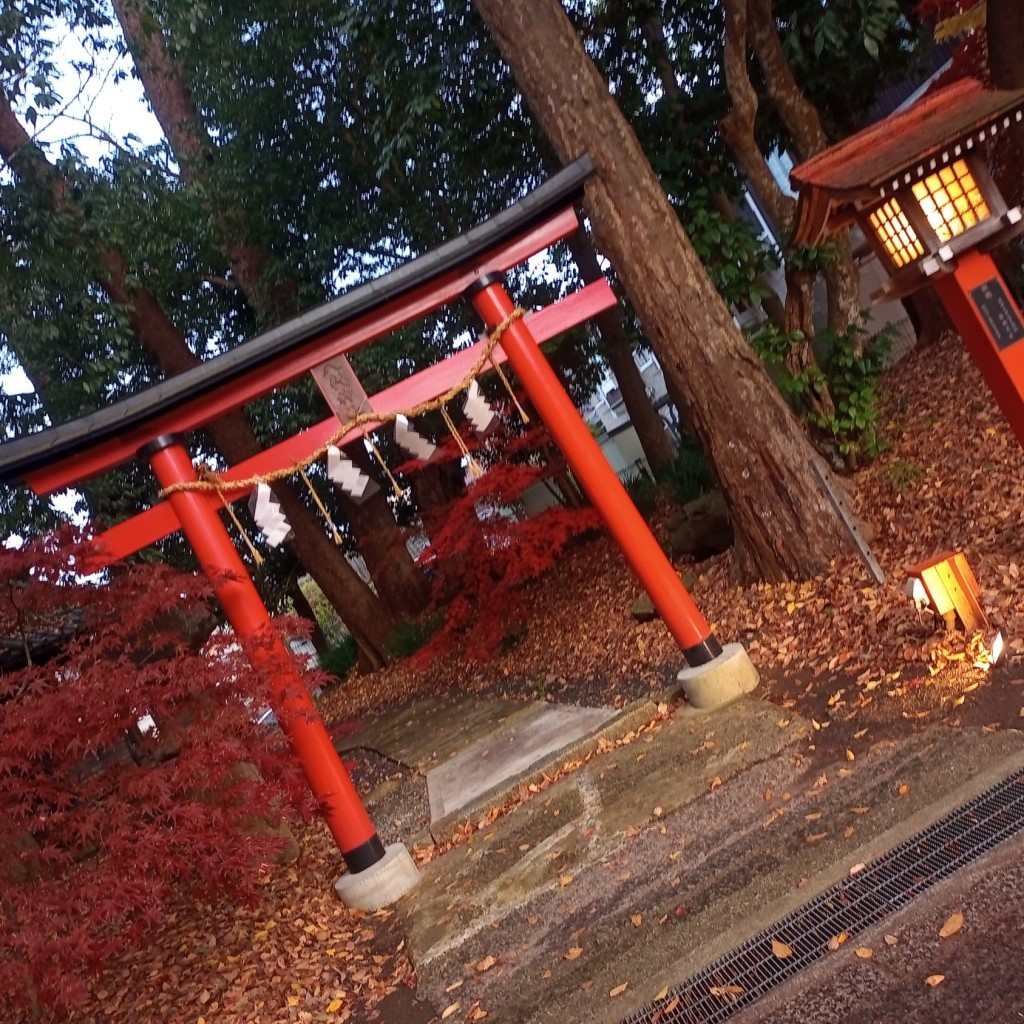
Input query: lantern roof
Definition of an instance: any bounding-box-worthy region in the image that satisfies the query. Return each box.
[790,77,1024,247]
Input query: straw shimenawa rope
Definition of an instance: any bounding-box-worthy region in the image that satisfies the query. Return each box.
[158,307,526,500]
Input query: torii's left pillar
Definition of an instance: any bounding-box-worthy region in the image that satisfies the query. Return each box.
[141,436,419,910]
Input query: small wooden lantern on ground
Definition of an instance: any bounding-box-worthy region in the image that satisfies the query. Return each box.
[790,78,1024,446]
[905,551,988,633]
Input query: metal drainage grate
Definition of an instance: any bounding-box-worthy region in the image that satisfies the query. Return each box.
[621,767,1024,1024]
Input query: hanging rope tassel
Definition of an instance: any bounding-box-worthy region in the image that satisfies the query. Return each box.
[218,489,265,565]
[365,434,405,497]
[299,468,344,545]
[440,406,484,479]
[489,358,530,424]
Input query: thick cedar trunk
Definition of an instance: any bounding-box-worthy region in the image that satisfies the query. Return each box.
[566,229,677,472]
[472,0,851,581]
[0,98,396,668]
[111,0,427,618]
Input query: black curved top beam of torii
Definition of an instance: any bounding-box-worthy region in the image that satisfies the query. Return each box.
[0,155,599,498]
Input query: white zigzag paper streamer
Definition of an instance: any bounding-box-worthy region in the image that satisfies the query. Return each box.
[326,445,379,502]
[463,380,497,435]
[394,414,437,461]
[248,482,292,547]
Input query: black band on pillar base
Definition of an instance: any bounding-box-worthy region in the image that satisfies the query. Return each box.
[343,833,387,874]
[138,434,185,458]
[464,272,506,301]
[682,635,724,668]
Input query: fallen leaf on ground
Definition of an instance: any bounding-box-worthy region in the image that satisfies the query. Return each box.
[654,987,669,1001]
[631,914,643,928]
[445,980,464,993]
[846,749,856,761]
[475,955,497,973]
[609,982,628,997]
[708,776,722,790]
[827,932,849,951]
[709,984,744,997]
[898,784,910,795]
[564,947,583,961]
[326,997,344,1012]
[939,910,964,938]
[771,939,793,959]
[854,947,873,959]
[806,832,828,843]
[559,874,574,887]
[884,934,898,946]
[925,975,945,987]
[527,915,539,926]
[442,1003,461,1019]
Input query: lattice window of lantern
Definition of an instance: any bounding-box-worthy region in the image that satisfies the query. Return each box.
[911,159,991,243]
[869,198,925,269]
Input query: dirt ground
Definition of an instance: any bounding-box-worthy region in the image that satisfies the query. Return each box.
[72,331,1024,1024]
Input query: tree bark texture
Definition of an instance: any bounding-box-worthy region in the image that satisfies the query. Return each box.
[637,2,786,329]
[566,229,678,472]
[0,95,397,667]
[112,0,427,619]
[472,0,851,581]
[721,0,860,336]
[987,0,1024,200]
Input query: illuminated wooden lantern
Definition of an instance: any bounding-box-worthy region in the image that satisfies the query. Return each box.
[790,79,1024,447]
[905,551,988,633]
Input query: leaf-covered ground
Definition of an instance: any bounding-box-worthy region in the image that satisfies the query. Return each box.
[74,332,1024,1024]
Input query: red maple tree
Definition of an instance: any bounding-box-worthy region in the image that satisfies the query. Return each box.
[0,531,313,1017]
[407,421,602,661]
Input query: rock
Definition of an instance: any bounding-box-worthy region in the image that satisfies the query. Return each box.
[665,491,733,562]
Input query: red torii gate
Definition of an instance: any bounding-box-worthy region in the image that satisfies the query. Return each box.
[0,156,752,906]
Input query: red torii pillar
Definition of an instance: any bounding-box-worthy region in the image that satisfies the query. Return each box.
[468,274,760,709]
[142,436,386,874]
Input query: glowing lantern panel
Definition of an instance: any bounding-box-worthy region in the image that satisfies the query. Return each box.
[868,198,925,268]
[911,159,990,243]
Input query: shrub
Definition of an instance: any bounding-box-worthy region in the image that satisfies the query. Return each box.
[0,532,309,1017]
[319,634,360,679]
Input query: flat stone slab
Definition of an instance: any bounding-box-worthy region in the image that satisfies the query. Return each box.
[425,704,619,823]
[333,695,536,770]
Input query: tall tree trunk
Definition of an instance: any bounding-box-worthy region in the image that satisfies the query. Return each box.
[472,0,852,582]
[112,0,427,618]
[634,2,787,329]
[0,96,396,668]
[336,443,428,616]
[987,0,1024,200]
[720,0,860,340]
[565,229,677,472]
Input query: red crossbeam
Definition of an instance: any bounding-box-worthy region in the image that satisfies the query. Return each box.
[87,279,616,568]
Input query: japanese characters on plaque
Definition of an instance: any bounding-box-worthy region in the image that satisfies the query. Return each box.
[970,278,1024,350]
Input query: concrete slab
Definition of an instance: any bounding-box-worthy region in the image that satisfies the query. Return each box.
[395,697,1024,1024]
[333,695,536,770]
[425,704,620,822]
